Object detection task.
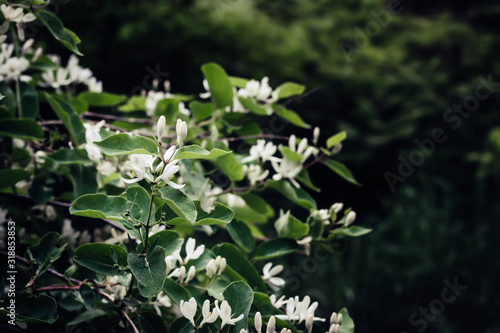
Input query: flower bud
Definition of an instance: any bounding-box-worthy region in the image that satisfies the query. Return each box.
[157,115,166,141]
[345,211,356,226]
[176,119,188,146]
[266,316,276,333]
[254,312,262,333]
[313,126,320,145]
[331,202,343,214]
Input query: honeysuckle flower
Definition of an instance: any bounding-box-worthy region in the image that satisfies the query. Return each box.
[243,164,269,186]
[170,265,196,284]
[152,292,171,316]
[199,79,211,99]
[306,313,314,333]
[297,236,313,256]
[163,145,176,162]
[271,157,302,188]
[0,55,30,81]
[87,76,103,92]
[0,5,35,41]
[104,276,127,302]
[330,312,343,326]
[34,150,47,164]
[254,311,262,332]
[97,160,116,176]
[287,135,317,163]
[184,237,205,263]
[157,160,185,189]
[313,127,320,145]
[318,209,330,221]
[330,202,343,214]
[122,154,156,184]
[266,316,276,333]
[157,116,166,141]
[345,211,356,226]
[206,255,226,277]
[180,297,197,327]
[178,101,191,116]
[262,262,285,291]
[176,119,188,146]
[199,299,219,328]
[84,120,106,144]
[270,294,287,309]
[216,300,245,329]
[238,77,278,103]
[329,324,341,333]
[200,186,223,213]
[39,67,72,90]
[241,140,279,163]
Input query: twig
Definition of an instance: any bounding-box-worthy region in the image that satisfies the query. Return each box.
[303,152,327,169]
[274,87,319,112]
[219,134,289,142]
[82,112,153,125]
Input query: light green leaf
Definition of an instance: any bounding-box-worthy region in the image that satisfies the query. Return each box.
[267,180,317,210]
[326,131,347,149]
[70,193,142,221]
[201,63,233,108]
[213,152,245,181]
[276,108,311,128]
[223,281,254,332]
[339,308,355,333]
[44,93,86,145]
[158,186,197,223]
[0,169,30,189]
[0,118,43,140]
[48,148,93,166]
[274,211,309,240]
[253,238,299,261]
[279,146,303,163]
[129,247,167,298]
[321,159,361,186]
[173,145,229,160]
[118,96,146,112]
[36,10,82,55]
[227,220,256,253]
[229,76,249,88]
[331,226,372,237]
[94,133,159,156]
[74,243,129,276]
[213,243,266,292]
[238,97,271,115]
[78,92,126,107]
[193,201,234,225]
[276,82,306,99]
[190,101,213,122]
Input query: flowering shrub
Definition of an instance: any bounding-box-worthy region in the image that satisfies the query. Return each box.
[0,2,371,332]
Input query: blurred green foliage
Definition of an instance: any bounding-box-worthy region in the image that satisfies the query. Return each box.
[51,0,500,332]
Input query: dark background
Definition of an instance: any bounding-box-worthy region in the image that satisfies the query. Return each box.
[44,0,500,332]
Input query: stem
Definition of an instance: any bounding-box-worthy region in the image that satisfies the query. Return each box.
[15,78,23,118]
[141,186,156,254]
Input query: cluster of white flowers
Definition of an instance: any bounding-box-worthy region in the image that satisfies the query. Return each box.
[206,255,227,278]
[199,185,223,213]
[0,40,39,82]
[61,219,91,252]
[144,80,190,116]
[39,54,102,92]
[261,262,285,291]
[200,76,278,113]
[180,297,244,329]
[165,237,204,284]
[239,312,292,333]
[0,4,35,41]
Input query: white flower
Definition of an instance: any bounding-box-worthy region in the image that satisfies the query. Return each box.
[313,127,320,145]
[243,164,269,186]
[241,140,279,163]
[145,90,166,116]
[271,157,302,188]
[287,135,317,163]
[297,236,313,256]
[157,160,185,189]
[265,316,276,333]
[180,297,197,327]
[0,5,35,41]
[104,276,127,302]
[170,265,196,284]
[345,211,356,226]
[261,262,285,291]
[176,119,188,146]
[330,202,343,214]
[275,296,325,324]
[200,186,223,213]
[104,228,128,245]
[152,292,171,316]
[0,55,30,81]
[254,311,262,333]
[122,154,156,184]
[238,77,277,103]
[206,255,226,278]
[199,299,219,328]
[184,237,205,263]
[199,79,211,99]
[216,300,245,329]
[157,115,166,141]
[39,67,72,90]
[84,120,106,144]
[97,160,116,176]
[87,77,103,92]
[318,209,330,221]
[179,102,191,116]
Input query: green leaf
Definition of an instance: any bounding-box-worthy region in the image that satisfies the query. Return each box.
[48,148,93,166]
[207,279,231,300]
[223,281,254,332]
[190,101,213,122]
[213,152,245,181]
[169,317,195,333]
[331,226,372,237]
[36,10,82,55]
[69,164,98,198]
[229,76,249,88]
[193,201,234,226]
[253,238,299,261]
[128,247,167,298]
[267,180,317,210]
[118,96,146,112]
[13,293,58,323]
[201,63,233,108]
[339,308,355,333]
[29,232,67,282]
[173,145,229,160]
[251,292,276,316]
[66,309,107,326]
[212,243,266,292]
[279,146,303,163]
[94,133,158,156]
[158,186,197,223]
[276,82,306,99]
[276,108,311,129]
[227,220,256,253]
[297,169,320,192]
[238,97,271,115]
[0,169,30,189]
[228,194,274,224]
[44,93,86,145]
[274,211,309,240]
[74,243,129,276]
[121,186,152,223]
[78,92,126,107]
[326,131,347,149]
[79,283,96,310]
[138,312,169,333]
[137,230,183,255]
[321,159,361,186]
[20,82,39,119]
[0,118,43,140]
[70,193,142,220]
[0,82,16,115]
[162,278,191,306]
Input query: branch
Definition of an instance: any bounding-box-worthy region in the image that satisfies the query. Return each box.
[274,87,319,112]
[82,112,153,125]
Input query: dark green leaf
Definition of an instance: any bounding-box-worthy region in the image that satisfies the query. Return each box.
[253,238,299,261]
[267,180,317,210]
[44,93,86,145]
[0,118,43,140]
[14,293,58,323]
[138,312,169,333]
[0,169,30,189]
[78,92,126,107]
[158,186,197,223]
[79,283,96,310]
[321,159,361,186]
[223,281,254,332]
[227,220,256,253]
[128,247,167,298]
[274,211,309,240]
[66,309,107,326]
[169,317,195,333]
[70,193,142,221]
[137,230,183,255]
[162,278,191,306]
[36,10,82,55]
[48,148,93,166]
[276,108,310,129]
[74,243,129,276]
[20,82,39,119]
